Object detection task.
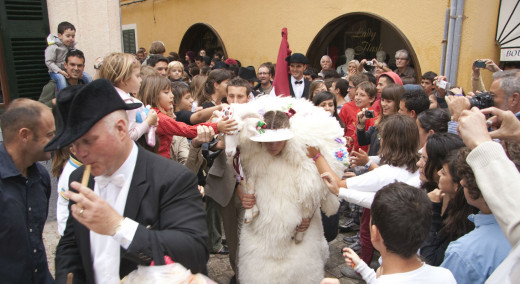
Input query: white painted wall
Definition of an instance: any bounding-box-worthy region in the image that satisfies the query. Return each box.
[46,0,122,77]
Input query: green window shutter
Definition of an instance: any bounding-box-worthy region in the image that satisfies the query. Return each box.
[0,0,50,104]
[122,29,136,54]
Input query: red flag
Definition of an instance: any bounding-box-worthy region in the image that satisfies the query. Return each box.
[272,28,291,97]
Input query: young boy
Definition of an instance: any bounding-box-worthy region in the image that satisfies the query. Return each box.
[351,81,378,153]
[421,71,437,96]
[440,147,512,284]
[342,182,456,283]
[45,21,91,90]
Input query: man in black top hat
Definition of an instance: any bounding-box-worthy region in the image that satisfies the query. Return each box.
[49,79,208,284]
[286,53,311,99]
[238,66,260,97]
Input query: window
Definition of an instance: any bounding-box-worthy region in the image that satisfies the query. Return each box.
[0,0,50,109]
[122,24,137,54]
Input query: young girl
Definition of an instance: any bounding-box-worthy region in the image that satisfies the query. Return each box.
[172,81,225,125]
[420,148,477,266]
[355,83,404,161]
[97,52,158,141]
[137,75,236,158]
[417,133,465,192]
[198,69,233,108]
[190,74,207,108]
[167,61,184,82]
[309,79,327,101]
[312,90,345,128]
[317,114,421,208]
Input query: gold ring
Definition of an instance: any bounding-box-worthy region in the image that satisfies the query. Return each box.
[79,209,84,217]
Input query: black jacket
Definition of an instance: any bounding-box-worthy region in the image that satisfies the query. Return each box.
[288,76,310,99]
[55,146,209,283]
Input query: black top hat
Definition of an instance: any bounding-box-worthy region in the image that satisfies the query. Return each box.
[238,66,259,82]
[285,53,309,64]
[212,61,229,70]
[44,79,141,151]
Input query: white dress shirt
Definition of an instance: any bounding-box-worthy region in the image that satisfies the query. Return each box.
[90,143,139,284]
[290,76,305,99]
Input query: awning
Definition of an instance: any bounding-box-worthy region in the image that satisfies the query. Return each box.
[496,0,520,61]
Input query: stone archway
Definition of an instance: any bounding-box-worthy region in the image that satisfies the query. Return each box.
[179,23,227,60]
[307,12,421,82]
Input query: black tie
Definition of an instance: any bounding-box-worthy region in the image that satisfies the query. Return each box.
[295,80,303,85]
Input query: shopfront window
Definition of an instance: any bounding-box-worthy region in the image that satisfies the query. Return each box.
[179,23,227,60]
[307,13,420,81]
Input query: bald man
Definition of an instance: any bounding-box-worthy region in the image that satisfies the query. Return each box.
[0,99,55,283]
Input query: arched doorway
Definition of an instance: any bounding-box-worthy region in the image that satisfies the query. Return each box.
[307,12,421,82]
[179,23,227,60]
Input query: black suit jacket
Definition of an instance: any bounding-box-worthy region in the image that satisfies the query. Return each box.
[55,146,209,284]
[288,76,310,99]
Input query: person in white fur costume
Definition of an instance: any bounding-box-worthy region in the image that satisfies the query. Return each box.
[223,96,347,284]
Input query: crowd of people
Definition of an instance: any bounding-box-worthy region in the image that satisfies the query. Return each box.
[1,20,520,284]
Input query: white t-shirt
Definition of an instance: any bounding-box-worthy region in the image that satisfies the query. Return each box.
[355,261,456,284]
[376,263,456,284]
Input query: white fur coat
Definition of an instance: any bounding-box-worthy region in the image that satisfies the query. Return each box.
[223,97,346,284]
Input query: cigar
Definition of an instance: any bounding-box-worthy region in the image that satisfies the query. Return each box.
[81,164,91,186]
[77,165,91,209]
[66,273,73,284]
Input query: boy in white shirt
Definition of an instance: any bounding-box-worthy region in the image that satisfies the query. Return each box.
[326,181,456,283]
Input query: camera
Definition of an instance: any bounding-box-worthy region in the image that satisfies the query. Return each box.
[366,61,373,66]
[365,110,375,118]
[469,92,494,109]
[475,60,486,68]
[436,80,450,90]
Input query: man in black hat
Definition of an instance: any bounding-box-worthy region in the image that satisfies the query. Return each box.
[286,53,311,99]
[238,66,260,97]
[50,79,208,284]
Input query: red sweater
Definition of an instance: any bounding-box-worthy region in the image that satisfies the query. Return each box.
[154,108,218,158]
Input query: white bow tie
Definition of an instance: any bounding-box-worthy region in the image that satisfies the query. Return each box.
[94,174,126,188]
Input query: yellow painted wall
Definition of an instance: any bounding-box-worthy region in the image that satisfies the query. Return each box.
[121,0,500,90]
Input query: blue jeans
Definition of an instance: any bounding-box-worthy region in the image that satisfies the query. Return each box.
[49,72,67,91]
[50,71,92,90]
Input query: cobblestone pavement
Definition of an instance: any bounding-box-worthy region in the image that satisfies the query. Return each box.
[42,159,371,284]
[204,219,369,284]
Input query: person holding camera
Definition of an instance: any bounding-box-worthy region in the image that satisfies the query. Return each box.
[471,59,502,93]
[447,69,520,122]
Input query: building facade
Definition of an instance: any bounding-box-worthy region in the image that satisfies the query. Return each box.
[121,0,502,89]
